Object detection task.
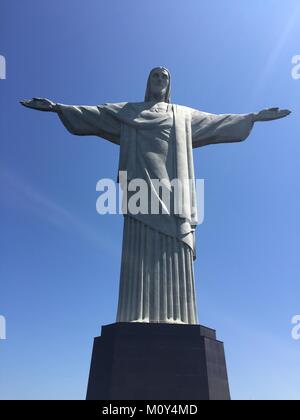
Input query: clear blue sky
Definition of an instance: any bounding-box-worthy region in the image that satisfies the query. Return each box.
[1,0,300,400]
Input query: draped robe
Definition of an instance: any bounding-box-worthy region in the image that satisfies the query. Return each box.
[56,101,254,324]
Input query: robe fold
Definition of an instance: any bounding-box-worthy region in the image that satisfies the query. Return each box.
[56,101,254,324]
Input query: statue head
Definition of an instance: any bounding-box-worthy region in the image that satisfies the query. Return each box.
[144,67,171,103]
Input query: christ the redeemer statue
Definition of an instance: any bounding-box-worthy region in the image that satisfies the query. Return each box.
[21,67,291,325]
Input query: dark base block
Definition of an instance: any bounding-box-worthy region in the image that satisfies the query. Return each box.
[86,323,230,401]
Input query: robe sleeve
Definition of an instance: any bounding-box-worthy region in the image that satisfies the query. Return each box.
[56,103,124,145]
[191,109,254,148]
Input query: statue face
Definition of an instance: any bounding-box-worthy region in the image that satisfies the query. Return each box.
[149,68,169,100]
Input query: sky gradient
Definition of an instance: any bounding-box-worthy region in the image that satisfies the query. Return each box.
[0,0,300,400]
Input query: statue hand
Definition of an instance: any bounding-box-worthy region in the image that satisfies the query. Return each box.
[253,108,291,122]
[20,98,57,112]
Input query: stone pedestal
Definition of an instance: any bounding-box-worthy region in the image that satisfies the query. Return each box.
[86,322,230,400]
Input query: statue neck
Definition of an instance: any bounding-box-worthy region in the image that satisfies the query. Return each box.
[148,93,166,104]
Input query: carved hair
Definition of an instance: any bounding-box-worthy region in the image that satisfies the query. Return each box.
[144,67,171,103]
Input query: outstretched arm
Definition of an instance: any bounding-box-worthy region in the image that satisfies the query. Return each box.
[20,98,122,145]
[191,107,291,148]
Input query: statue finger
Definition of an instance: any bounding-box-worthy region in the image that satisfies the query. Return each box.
[276,110,291,119]
[20,100,31,107]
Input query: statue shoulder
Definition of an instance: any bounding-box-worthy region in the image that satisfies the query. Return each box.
[172,103,200,116]
[102,101,128,110]
[103,101,147,113]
